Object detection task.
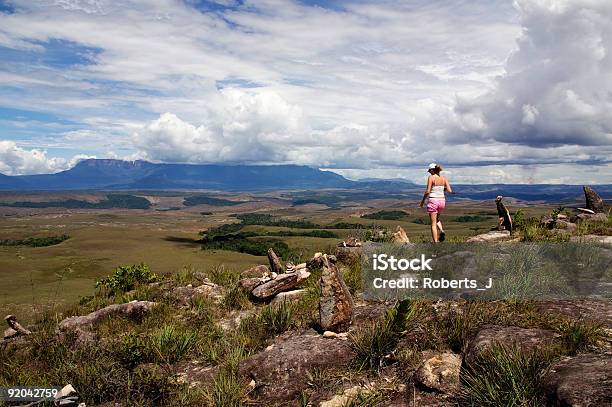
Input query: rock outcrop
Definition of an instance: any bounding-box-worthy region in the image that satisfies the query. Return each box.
[542,353,612,406]
[169,282,223,306]
[238,330,354,403]
[465,325,557,366]
[318,254,354,332]
[495,195,513,233]
[251,269,310,300]
[57,300,157,346]
[584,186,605,213]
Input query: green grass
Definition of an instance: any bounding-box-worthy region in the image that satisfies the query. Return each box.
[206,370,244,406]
[556,319,605,355]
[361,210,409,220]
[349,300,412,370]
[147,324,199,364]
[459,344,559,406]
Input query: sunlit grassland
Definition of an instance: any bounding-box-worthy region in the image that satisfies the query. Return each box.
[0,197,560,321]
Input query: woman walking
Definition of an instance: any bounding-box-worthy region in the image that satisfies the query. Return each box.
[419,163,453,242]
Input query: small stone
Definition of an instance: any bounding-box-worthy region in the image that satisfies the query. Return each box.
[3,327,18,340]
[323,331,338,338]
[391,225,410,243]
[54,384,77,400]
[414,352,462,393]
[320,385,364,407]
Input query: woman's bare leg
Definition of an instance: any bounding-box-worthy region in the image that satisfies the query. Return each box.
[437,218,446,241]
[429,212,439,242]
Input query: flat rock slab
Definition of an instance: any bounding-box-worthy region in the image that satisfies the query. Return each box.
[542,353,612,406]
[238,330,354,403]
[537,299,612,328]
[465,325,557,366]
[466,230,511,243]
[570,234,612,245]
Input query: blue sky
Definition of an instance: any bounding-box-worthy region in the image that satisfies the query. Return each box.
[0,0,610,183]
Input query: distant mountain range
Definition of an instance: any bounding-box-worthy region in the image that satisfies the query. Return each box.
[0,159,355,191]
[0,159,609,203]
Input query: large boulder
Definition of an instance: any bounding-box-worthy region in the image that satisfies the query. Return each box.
[318,254,354,332]
[238,330,354,403]
[414,351,462,393]
[238,277,264,292]
[240,265,271,279]
[251,269,310,300]
[584,186,605,213]
[465,325,557,366]
[542,353,612,406]
[554,219,577,233]
[574,212,609,223]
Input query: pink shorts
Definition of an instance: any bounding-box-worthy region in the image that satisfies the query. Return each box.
[427,198,446,214]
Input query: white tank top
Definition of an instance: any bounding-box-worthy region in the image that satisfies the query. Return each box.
[429,185,445,199]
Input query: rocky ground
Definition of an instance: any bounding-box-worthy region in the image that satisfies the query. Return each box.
[1,192,611,407]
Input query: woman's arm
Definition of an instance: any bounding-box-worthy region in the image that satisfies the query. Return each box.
[419,176,433,207]
[444,177,453,194]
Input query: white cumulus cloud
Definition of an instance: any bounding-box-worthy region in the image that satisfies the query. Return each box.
[0,140,93,175]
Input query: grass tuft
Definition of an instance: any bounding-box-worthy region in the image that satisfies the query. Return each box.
[459,344,559,406]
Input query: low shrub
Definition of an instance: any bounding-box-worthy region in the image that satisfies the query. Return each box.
[95,263,159,296]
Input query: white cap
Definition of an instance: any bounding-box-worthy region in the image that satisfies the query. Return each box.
[428,163,437,170]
